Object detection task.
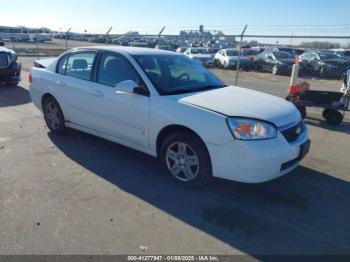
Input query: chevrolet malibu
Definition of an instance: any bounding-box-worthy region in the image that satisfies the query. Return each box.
[29,47,310,188]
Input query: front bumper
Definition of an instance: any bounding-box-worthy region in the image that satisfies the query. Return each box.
[206,125,310,183]
[0,62,21,83]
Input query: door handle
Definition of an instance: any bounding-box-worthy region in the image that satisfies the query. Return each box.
[89,90,104,97]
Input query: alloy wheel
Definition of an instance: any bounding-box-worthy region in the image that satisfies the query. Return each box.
[165,142,200,182]
[45,102,61,130]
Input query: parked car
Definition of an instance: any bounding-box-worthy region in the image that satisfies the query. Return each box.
[331,49,350,59]
[242,49,259,62]
[184,47,214,67]
[130,41,149,48]
[214,49,252,70]
[176,46,188,53]
[0,45,21,85]
[254,50,296,75]
[31,33,53,42]
[29,46,310,188]
[278,47,305,56]
[207,47,220,58]
[299,51,350,79]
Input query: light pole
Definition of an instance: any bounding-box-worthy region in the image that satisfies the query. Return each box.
[65,27,72,50]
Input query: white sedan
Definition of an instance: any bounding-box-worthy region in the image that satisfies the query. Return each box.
[184,47,214,67]
[29,46,310,188]
[214,49,252,70]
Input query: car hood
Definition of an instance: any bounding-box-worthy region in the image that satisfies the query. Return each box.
[177,86,301,127]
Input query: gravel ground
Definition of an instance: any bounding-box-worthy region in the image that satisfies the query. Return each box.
[0,57,349,256]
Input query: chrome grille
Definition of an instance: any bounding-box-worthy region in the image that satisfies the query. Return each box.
[280,121,304,143]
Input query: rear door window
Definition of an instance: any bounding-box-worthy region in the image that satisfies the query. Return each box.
[65,52,97,81]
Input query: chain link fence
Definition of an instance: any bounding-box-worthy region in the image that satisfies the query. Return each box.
[3,25,350,95]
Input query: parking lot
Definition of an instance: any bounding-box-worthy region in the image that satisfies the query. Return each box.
[1,55,350,256]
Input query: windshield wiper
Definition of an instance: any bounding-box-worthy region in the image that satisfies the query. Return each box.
[164,85,227,95]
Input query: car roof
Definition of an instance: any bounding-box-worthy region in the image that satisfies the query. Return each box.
[76,46,176,56]
[0,46,10,53]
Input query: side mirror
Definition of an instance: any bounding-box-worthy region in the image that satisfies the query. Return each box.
[115,80,139,94]
[115,80,149,96]
[0,41,5,46]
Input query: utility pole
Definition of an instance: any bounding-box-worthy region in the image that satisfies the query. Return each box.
[35,31,39,59]
[235,24,248,86]
[106,27,112,45]
[65,27,72,50]
[157,26,165,46]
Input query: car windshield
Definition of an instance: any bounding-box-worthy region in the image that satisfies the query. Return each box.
[133,54,226,95]
[226,50,239,56]
[243,49,258,56]
[319,53,341,60]
[273,51,293,59]
[191,48,209,54]
[208,48,219,54]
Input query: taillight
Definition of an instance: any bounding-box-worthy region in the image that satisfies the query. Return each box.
[29,69,32,83]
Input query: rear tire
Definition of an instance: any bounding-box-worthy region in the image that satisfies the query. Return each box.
[43,96,67,134]
[160,131,212,188]
[324,110,343,125]
[322,109,331,119]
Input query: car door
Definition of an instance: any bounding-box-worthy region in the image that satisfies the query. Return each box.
[258,52,268,71]
[54,50,98,129]
[266,52,275,71]
[310,53,321,71]
[301,53,314,74]
[218,50,226,65]
[89,51,150,148]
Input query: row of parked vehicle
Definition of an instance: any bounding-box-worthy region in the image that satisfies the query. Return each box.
[173,46,350,79]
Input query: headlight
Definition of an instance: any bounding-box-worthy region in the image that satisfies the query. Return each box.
[227,118,277,140]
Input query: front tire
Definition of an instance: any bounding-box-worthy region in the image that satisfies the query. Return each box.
[160,131,212,188]
[43,96,66,134]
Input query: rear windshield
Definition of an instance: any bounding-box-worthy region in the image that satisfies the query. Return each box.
[319,53,340,60]
[191,48,209,54]
[243,49,258,56]
[273,51,293,59]
[226,50,239,56]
